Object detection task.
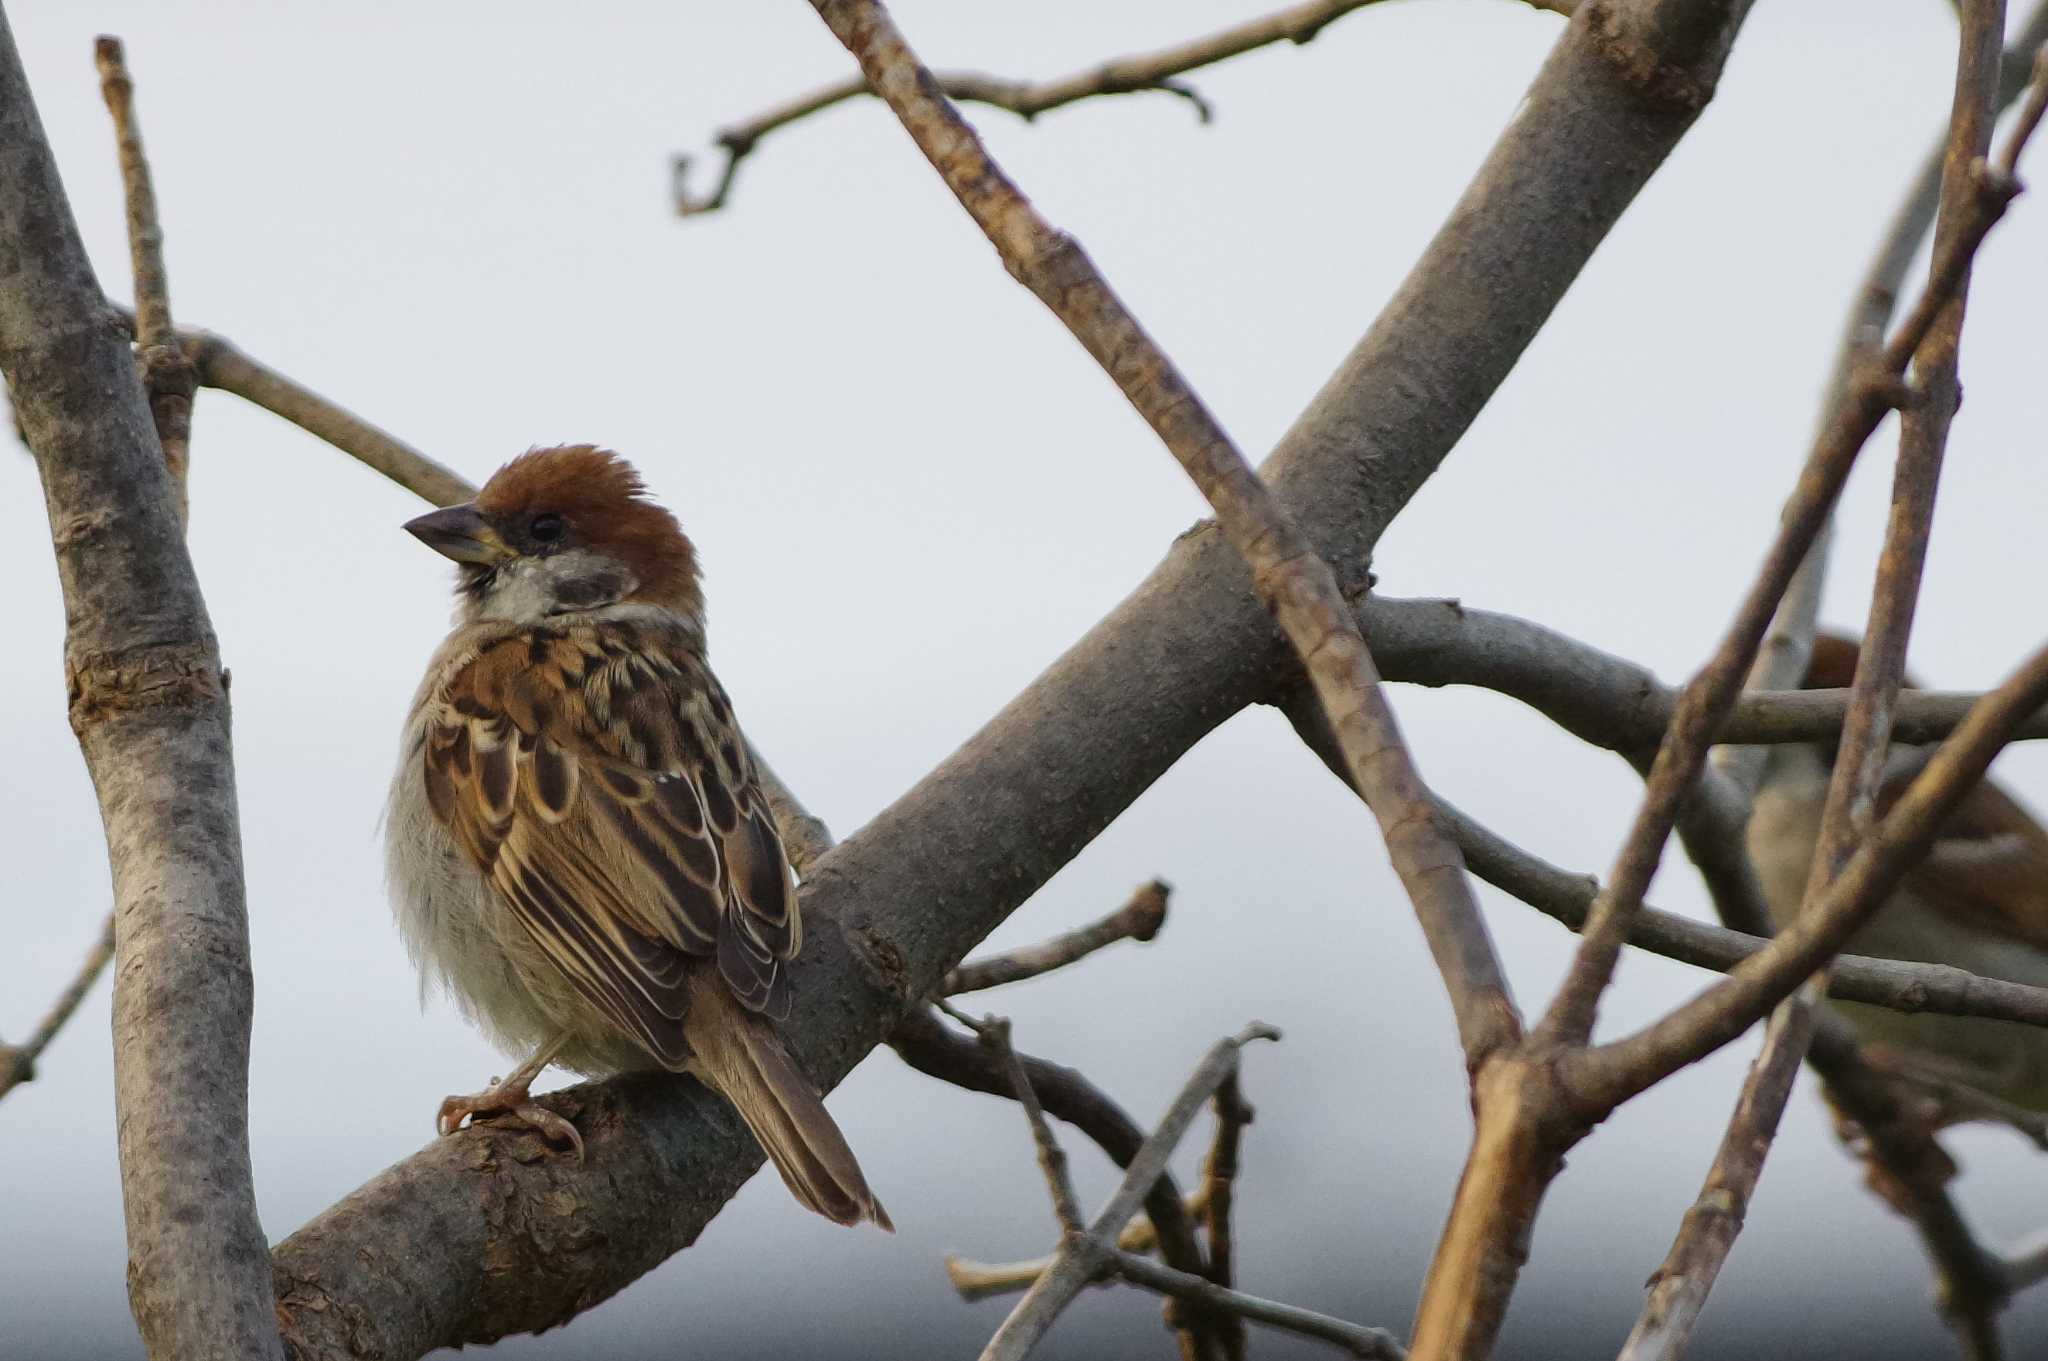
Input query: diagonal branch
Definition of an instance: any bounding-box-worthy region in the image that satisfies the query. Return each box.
[1579,642,2048,1106]
[978,1025,1281,1361]
[945,881,1170,995]
[1540,32,2048,1048]
[673,0,1572,216]
[1440,799,2048,1029]
[0,913,116,1101]
[891,1008,1226,1361]
[809,0,1520,1073]
[270,0,1766,1343]
[1617,0,2010,1323]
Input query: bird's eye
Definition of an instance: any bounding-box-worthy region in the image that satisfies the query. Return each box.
[529,513,566,544]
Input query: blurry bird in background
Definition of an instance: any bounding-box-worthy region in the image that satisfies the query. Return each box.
[1748,633,2048,1134]
[385,445,890,1229]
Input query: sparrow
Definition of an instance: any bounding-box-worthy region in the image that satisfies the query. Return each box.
[1747,632,2048,1122]
[384,444,890,1229]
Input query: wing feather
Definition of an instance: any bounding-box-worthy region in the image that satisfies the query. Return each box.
[419,618,803,1067]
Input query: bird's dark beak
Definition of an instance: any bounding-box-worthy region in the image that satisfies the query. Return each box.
[403,503,512,565]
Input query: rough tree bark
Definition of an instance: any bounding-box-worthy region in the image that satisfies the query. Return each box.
[0,12,282,1361]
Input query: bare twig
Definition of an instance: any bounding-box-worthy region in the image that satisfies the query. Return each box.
[945,1192,1211,1300]
[173,325,474,507]
[973,1015,1085,1233]
[1543,26,2048,1053]
[1346,595,2048,752]
[673,0,1573,216]
[1201,1075,1255,1361]
[810,0,1520,1077]
[1110,1252,1408,1360]
[890,1009,1224,1360]
[1616,1003,1814,1361]
[1439,799,2048,1028]
[945,881,1170,995]
[0,913,115,1101]
[1619,0,2010,1339]
[95,36,195,528]
[1203,1072,1252,1302]
[1581,643,2048,1104]
[978,1025,1280,1361]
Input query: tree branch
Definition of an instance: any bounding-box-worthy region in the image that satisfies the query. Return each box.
[945,1193,1210,1300]
[811,0,1521,1075]
[0,912,115,1100]
[891,1007,1226,1360]
[978,1025,1280,1361]
[0,19,280,1361]
[1438,799,2048,1028]
[94,36,194,529]
[944,881,1170,995]
[1109,1251,1408,1360]
[1579,643,2048,1106]
[672,0,1573,216]
[1540,19,2044,1050]
[269,0,1765,1341]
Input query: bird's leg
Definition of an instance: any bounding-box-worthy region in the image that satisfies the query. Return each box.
[436,1033,584,1160]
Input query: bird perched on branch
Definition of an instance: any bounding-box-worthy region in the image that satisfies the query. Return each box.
[385,445,890,1229]
[1748,633,2048,1128]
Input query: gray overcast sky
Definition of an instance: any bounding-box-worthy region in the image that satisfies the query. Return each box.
[5,3,2047,1358]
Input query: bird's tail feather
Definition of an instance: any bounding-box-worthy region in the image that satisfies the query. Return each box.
[687,996,892,1231]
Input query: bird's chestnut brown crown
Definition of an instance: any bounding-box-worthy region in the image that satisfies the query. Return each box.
[1802,633,1921,691]
[404,445,703,621]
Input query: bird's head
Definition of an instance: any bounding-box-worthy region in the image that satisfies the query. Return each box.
[404,445,703,625]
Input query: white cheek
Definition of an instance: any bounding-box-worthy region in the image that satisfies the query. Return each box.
[477,561,558,624]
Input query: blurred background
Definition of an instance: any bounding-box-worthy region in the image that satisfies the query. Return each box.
[5,2,2047,1357]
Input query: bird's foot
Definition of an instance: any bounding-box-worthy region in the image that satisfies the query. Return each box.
[437,1078,585,1162]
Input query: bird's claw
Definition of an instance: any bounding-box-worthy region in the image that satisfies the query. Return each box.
[437,1087,586,1162]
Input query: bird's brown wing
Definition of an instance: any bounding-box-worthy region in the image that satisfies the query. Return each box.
[1888,768,2048,955]
[420,621,799,1066]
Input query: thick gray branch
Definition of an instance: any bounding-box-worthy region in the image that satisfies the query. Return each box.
[0,15,279,1361]
[267,4,1756,1348]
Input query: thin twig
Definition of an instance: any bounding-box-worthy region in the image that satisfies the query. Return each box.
[1616,1001,1815,1361]
[1580,642,2048,1105]
[95,36,195,529]
[809,0,1519,1077]
[1202,1074,1254,1361]
[1541,26,2048,1050]
[973,1015,1085,1233]
[0,913,116,1101]
[114,314,476,508]
[978,1025,1280,1361]
[890,1008,1225,1361]
[673,0,1572,217]
[944,1191,1211,1300]
[945,881,1170,995]
[1110,1252,1408,1360]
[1620,0,2009,1337]
[1439,799,2048,1028]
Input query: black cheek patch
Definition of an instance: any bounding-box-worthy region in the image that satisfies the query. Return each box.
[552,566,634,610]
